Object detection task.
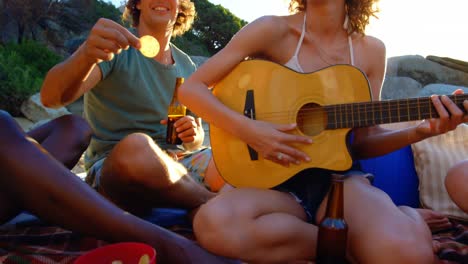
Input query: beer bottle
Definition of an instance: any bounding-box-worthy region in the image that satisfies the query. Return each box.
[316,174,349,264]
[166,77,187,145]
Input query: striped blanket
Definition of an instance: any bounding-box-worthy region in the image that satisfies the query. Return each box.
[0,215,466,264]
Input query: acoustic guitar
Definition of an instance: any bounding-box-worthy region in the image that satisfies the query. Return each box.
[210,59,467,189]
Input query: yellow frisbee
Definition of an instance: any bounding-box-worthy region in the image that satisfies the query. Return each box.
[139,35,160,58]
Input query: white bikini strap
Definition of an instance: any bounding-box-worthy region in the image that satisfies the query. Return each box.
[348,35,355,66]
[293,14,307,58]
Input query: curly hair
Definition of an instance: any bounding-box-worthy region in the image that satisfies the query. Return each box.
[122,0,196,37]
[288,0,379,34]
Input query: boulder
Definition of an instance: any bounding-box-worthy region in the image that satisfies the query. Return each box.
[21,93,70,123]
[427,56,468,74]
[389,55,468,87]
[381,76,422,100]
[13,117,34,132]
[417,84,468,97]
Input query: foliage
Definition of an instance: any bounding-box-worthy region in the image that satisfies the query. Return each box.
[0,41,62,116]
[3,0,67,43]
[0,0,248,115]
[190,0,248,55]
[172,32,211,57]
[90,0,124,25]
[4,41,62,75]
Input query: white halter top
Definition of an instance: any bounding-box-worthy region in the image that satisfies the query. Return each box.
[284,14,355,73]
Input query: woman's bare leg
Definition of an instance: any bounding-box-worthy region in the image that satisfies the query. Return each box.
[445,160,468,213]
[194,176,433,264]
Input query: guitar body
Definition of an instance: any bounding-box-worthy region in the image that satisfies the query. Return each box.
[210,60,372,188]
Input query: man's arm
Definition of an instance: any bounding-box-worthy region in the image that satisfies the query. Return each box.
[40,18,141,108]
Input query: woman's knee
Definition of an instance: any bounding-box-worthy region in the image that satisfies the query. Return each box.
[193,196,247,255]
[445,160,468,212]
[445,160,468,187]
[380,234,433,263]
[354,224,433,264]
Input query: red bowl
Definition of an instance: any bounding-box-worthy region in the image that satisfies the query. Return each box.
[74,242,156,264]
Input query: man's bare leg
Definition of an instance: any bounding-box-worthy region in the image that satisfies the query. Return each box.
[99,133,216,215]
[0,111,238,264]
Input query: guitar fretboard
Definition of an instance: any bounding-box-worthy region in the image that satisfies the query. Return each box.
[325,94,468,129]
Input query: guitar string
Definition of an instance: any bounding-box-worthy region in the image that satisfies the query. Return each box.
[251,94,467,119]
[254,101,464,119]
[255,107,448,122]
[249,100,466,126]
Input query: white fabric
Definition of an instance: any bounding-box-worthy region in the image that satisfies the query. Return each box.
[284,14,355,73]
[412,124,468,220]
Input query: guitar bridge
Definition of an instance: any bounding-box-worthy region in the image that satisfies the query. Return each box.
[244,90,258,161]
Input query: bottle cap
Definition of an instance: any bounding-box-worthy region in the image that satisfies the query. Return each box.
[176,77,184,85]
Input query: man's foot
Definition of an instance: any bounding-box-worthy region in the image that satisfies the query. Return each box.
[416,208,452,232]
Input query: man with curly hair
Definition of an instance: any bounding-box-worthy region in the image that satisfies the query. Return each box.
[179,0,467,263]
[40,0,221,219]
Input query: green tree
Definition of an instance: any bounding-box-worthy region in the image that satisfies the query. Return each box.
[189,0,247,55]
[0,41,62,116]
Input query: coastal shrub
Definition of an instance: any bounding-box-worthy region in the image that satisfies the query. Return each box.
[4,41,62,76]
[0,41,62,116]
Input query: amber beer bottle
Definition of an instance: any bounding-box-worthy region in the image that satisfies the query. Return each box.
[316,174,349,264]
[166,77,187,145]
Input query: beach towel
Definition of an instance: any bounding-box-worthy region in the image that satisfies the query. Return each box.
[0,212,466,263]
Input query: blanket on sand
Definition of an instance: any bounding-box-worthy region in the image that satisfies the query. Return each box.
[0,215,466,264]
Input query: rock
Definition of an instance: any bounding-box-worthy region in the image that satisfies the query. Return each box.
[416,84,468,97]
[391,55,468,87]
[29,118,52,131]
[67,97,84,117]
[426,56,468,74]
[21,93,71,123]
[381,76,422,100]
[386,56,407,77]
[13,117,34,131]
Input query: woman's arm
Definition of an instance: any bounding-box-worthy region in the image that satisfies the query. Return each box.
[179,16,312,166]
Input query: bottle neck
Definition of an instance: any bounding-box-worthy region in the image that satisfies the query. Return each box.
[168,77,186,116]
[325,178,344,219]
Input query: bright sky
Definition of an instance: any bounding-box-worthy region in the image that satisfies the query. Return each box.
[108,0,468,61]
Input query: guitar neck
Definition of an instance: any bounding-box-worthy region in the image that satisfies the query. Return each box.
[326,94,468,129]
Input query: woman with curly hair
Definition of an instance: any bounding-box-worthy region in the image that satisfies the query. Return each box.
[179,0,466,263]
[40,0,224,228]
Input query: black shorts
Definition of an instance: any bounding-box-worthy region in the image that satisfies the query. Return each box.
[273,163,373,225]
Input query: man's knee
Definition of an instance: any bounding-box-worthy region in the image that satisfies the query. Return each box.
[54,115,92,147]
[102,133,168,185]
[0,110,24,145]
[0,110,18,132]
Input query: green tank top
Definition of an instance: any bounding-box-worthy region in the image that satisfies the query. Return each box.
[83,43,196,169]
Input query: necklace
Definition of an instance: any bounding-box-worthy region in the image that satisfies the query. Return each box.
[310,34,350,66]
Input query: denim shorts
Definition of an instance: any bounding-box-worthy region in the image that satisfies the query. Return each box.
[86,147,212,189]
[274,164,374,225]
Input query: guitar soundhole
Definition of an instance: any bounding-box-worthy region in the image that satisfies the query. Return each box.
[297,103,326,136]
